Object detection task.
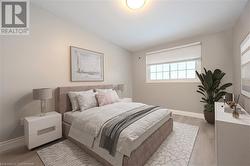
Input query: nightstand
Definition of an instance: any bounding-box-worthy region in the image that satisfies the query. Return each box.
[24,112,62,150]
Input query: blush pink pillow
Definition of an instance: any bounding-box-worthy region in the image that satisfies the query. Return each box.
[96,90,119,106]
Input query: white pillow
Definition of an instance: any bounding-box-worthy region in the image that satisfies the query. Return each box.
[68,90,93,111]
[77,92,97,111]
[110,90,119,102]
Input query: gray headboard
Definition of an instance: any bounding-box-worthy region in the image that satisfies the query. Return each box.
[55,84,115,114]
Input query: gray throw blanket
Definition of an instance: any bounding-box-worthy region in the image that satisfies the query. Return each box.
[99,105,160,156]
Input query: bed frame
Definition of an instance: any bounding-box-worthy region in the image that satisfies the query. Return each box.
[55,85,173,166]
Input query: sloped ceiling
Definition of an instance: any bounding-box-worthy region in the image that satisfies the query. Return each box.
[33,0,248,52]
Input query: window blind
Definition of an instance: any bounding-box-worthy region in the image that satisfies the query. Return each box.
[146,42,201,65]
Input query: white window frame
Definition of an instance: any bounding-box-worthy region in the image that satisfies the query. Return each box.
[146,42,202,83]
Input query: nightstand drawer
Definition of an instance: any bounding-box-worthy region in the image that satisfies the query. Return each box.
[28,124,62,149]
[26,116,61,135]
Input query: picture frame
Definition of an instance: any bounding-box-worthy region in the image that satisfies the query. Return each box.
[240,33,250,98]
[70,46,104,82]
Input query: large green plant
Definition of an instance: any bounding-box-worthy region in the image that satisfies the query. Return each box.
[196,68,232,112]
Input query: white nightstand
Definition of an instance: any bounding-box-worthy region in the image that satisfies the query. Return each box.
[120,98,132,102]
[24,112,62,150]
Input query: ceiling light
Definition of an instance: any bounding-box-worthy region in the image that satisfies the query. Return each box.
[126,0,146,10]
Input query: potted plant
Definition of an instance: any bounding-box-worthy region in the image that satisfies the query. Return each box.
[196,68,232,124]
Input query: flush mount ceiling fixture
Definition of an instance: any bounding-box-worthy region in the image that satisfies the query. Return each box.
[126,0,146,10]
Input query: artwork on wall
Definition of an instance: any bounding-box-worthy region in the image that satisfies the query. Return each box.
[70,46,104,82]
[240,33,250,98]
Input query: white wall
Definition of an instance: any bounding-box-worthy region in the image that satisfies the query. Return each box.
[132,30,233,114]
[0,5,132,142]
[233,0,250,113]
[0,37,3,141]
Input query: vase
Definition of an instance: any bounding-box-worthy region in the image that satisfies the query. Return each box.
[232,109,239,119]
[204,110,215,124]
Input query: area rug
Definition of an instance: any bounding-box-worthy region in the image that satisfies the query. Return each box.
[37,122,199,166]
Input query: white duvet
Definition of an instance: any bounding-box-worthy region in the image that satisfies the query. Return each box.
[68,102,171,157]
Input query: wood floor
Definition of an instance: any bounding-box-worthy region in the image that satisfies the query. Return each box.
[0,115,215,166]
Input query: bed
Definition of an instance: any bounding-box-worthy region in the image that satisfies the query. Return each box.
[55,85,173,166]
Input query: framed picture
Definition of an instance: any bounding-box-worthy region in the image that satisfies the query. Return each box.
[70,46,104,82]
[240,33,250,98]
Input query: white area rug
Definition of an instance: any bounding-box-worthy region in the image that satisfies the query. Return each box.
[37,122,199,166]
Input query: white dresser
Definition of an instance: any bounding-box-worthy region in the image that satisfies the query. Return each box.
[24,112,62,149]
[215,102,250,166]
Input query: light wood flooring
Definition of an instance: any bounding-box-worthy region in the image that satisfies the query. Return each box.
[0,115,215,166]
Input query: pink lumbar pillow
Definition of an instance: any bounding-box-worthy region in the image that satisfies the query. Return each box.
[96,90,119,106]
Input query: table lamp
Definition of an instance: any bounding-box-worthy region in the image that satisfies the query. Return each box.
[33,88,52,116]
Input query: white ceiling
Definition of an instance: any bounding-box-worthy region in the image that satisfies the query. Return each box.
[33,0,248,52]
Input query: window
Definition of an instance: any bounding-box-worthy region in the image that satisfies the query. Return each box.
[149,60,197,81]
[146,42,201,82]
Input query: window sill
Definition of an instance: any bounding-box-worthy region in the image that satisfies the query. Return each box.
[146,79,200,83]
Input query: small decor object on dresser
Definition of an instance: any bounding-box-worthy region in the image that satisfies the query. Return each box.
[70,46,104,82]
[24,112,62,150]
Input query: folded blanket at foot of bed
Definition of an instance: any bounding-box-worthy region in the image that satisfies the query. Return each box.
[99,105,160,156]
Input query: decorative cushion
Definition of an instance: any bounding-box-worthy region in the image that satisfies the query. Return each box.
[68,90,93,111]
[77,92,97,111]
[96,90,119,106]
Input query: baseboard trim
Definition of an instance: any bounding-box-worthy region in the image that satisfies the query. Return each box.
[0,136,25,153]
[171,109,204,119]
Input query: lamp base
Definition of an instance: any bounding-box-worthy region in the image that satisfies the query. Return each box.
[40,100,47,116]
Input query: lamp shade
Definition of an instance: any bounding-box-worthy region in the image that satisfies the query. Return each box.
[33,88,52,100]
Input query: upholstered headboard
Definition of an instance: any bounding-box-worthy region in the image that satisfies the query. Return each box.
[55,84,114,114]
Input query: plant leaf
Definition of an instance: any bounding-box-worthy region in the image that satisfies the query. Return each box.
[196,71,204,84]
[197,90,206,97]
[213,69,222,80]
[214,91,227,101]
[212,80,221,90]
[217,83,232,91]
[202,97,208,102]
[204,68,208,74]
[198,85,205,90]
[199,87,205,92]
